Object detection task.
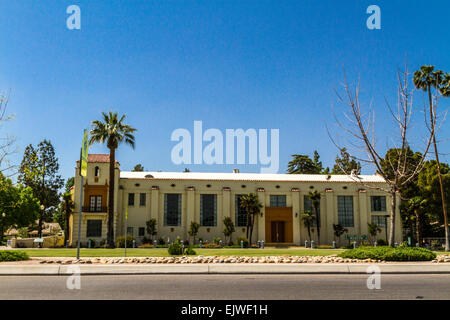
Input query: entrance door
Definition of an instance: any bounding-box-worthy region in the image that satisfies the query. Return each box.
[271,221,285,243]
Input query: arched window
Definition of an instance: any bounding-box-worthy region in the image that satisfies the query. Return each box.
[94,166,100,177]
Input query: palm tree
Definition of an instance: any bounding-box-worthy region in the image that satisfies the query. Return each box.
[307,190,321,244]
[61,192,74,245]
[239,193,262,245]
[301,210,314,242]
[89,111,137,248]
[413,66,449,251]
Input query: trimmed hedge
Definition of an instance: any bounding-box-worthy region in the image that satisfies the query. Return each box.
[0,250,29,262]
[338,246,436,261]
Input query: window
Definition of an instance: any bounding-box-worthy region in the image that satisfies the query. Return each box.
[200,194,217,226]
[235,195,247,227]
[138,227,145,236]
[371,196,386,212]
[140,193,146,206]
[270,195,286,207]
[372,215,387,228]
[94,166,100,177]
[89,195,102,212]
[304,195,320,227]
[86,220,102,237]
[164,194,181,226]
[338,196,354,227]
[128,193,135,206]
[127,227,134,235]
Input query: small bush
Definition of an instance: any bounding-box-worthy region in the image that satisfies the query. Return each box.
[158,237,166,245]
[202,243,221,248]
[168,238,183,255]
[116,235,135,248]
[0,250,29,262]
[236,236,249,248]
[375,239,387,246]
[213,237,222,245]
[338,246,436,261]
[184,247,197,255]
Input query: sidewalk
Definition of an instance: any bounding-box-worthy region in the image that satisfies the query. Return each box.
[1,263,450,275]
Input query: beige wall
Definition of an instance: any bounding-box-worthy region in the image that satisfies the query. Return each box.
[70,161,403,246]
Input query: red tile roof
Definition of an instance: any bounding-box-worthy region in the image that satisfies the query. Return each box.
[87,154,118,163]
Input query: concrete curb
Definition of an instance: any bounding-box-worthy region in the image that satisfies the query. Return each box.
[1,263,450,275]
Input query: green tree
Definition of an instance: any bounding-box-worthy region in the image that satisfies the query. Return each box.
[133,164,144,172]
[240,193,262,245]
[188,221,200,244]
[367,222,382,245]
[89,111,137,248]
[0,174,40,243]
[287,152,323,174]
[65,177,75,193]
[146,218,158,241]
[222,216,235,245]
[60,192,74,244]
[333,223,348,246]
[307,190,321,244]
[18,140,64,238]
[331,148,361,174]
[414,65,450,251]
[404,196,428,245]
[302,210,315,242]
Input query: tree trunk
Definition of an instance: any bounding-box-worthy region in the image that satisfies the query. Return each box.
[246,213,250,240]
[249,215,254,245]
[307,227,311,242]
[415,210,421,246]
[428,87,449,251]
[315,206,320,245]
[388,190,396,247]
[38,217,43,239]
[107,148,116,248]
[64,210,70,244]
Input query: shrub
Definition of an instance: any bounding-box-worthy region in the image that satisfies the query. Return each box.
[236,236,249,248]
[158,237,166,245]
[202,243,220,248]
[213,237,222,245]
[138,243,154,248]
[116,235,135,248]
[168,238,183,255]
[338,246,436,261]
[0,250,29,262]
[375,239,387,246]
[184,246,197,255]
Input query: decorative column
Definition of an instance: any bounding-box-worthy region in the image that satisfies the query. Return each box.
[291,188,301,245]
[257,188,265,241]
[325,188,335,244]
[358,189,368,237]
[222,186,231,218]
[186,186,196,237]
[151,186,159,226]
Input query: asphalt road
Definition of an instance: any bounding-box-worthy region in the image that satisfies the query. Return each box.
[0,274,449,300]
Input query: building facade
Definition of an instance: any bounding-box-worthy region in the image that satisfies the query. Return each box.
[69,154,402,246]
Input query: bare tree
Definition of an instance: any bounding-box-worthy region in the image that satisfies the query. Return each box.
[327,62,434,246]
[0,92,17,176]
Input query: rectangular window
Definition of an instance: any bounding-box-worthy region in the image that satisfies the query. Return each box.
[86,220,102,237]
[372,215,387,228]
[338,196,354,227]
[304,195,320,227]
[138,227,145,236]
[371,196,386,212]
[140,193,146,206]
[164,194,181,226]
[127,227,134,235]
[235,195,248,227]
[270,195,286,207]
[128,193,135,206]
[89,195,102,212]
[200,194,217,227]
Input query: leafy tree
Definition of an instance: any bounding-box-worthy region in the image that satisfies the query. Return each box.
[89,111,137,248]
[333,223,348,246]
[240,193,262,244]
[302,210,315,242]
[287,152,323,174]
[18,140,64,238]
[0,173,40,242]
[65,177,75,193]
[414,65,450,251]
[403,196,427,245]
[188,221,200,244]
[146,218,158,241]
[307,190,321,244]
[60,192,74,244]
[133,164,144,172]
[331,148,361,175]
[222,216,235,245]
[367,222,382,244]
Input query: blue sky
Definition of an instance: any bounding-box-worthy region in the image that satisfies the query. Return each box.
[0,0,449,181]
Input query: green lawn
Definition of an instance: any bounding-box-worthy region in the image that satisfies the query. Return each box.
[11,248,344,258]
